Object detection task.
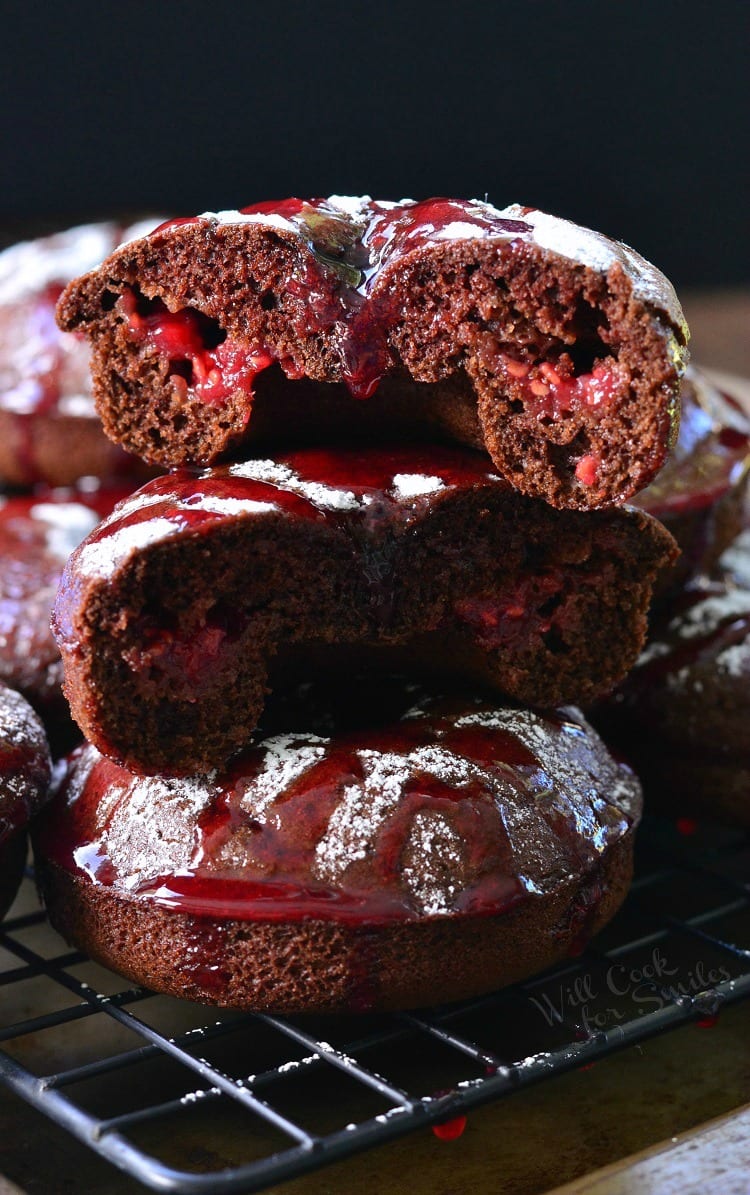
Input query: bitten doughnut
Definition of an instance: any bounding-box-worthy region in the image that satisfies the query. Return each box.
[0,684,51,920]
[0,220,159,486]
[56,196,688,509]
[52,445,676,774]
[35,686,642,1011]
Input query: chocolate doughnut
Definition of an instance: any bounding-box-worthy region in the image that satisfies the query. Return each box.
[52,445,676,775]
[0,220,160,486]
[596,527,750,826]
[0,482,135,745]
[635,365,750,598]
[56,196,688,509]
[0,684,51,920]
[35,687,641,1011]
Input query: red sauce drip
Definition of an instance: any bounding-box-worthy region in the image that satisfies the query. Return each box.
[695,1013,719,1029]
[133,873,416,924]
[431,1115,467,1141]
[122,292,274,407]
[0,740,46,841]
[138,198,541,401]
[180,919,230,994]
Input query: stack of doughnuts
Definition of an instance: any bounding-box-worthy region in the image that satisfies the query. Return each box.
[2,197,706,1009]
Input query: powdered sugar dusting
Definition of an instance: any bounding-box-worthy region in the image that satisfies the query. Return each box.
[92,772,216,886]
[55,697,640,921]
[328,195,373,222]
[401,811,463,914]
[392,473,445,499]
[667,590,750,641]
[230,459,361,512]
[199,211,299,234]
[75,516,181,578]
[240,733,329,822]
[715,642,749,679]
[314,749,413,884]
[498,204,685,330]
[29,502,100,561]
[721,530,750,589]
[177,494,278,519]
[451,704,641,824]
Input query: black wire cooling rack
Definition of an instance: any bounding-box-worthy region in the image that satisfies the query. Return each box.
[1,815,750,1194]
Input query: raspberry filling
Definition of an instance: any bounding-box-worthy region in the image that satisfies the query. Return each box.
[121,290,273,407]
[123,620,232,695]
[453,574,565,652]
[499,355,620,420]
[146,200,613,406]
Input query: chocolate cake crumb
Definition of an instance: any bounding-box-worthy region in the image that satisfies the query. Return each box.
[57,197,689,510]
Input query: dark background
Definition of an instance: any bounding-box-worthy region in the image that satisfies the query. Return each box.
[2,0,748,287]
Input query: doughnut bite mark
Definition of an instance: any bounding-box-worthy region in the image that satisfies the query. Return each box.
[53,445,677,775]
[57,197,688,509]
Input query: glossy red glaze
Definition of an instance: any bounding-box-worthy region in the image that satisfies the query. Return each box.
[0,686,51,843]
[38,693,640,927]
[61,444,505,583]
[0,483,134,714]
[637,369,750,518]
[140,198,624,404]
[627,579,750,687]
[0,282,94,480]
[0,738,46,840]
[0,221,165,484]
[676,817,698,837]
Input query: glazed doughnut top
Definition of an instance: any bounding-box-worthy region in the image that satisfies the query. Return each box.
[41,693,642,924]
[151,196,685,331]
[0,684,51,844]
[58,194,688,510]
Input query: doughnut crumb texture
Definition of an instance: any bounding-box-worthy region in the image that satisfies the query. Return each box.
[56,197,689,510]
[52,445,677,775]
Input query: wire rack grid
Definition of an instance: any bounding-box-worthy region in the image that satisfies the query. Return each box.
[1,815,749,1193]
